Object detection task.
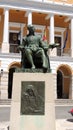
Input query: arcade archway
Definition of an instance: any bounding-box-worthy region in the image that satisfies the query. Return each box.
[57,70,63,98]
[57,64,72,99]
[8,62,21,98]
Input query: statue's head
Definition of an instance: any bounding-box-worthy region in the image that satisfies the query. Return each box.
[27,25,35,33]
[26,84,35,96]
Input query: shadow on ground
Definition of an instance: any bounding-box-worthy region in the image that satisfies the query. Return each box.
[67,119,73,122]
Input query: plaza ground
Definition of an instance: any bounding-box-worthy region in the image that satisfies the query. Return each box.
[0,103,73,130]
[0,119,73,130]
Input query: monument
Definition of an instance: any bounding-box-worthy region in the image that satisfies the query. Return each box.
[10,25,59,130]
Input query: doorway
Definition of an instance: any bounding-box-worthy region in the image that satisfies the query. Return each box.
[55,36,61,56]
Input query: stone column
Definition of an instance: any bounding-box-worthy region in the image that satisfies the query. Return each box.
[28,11,32,25]
[71,18,73,57]
[49,14,57,56]
[2,8,9,53]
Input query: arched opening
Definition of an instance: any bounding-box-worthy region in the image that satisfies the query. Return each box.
[57,65,72,99]
[57,70,63,98]
[8,62,21,99]
[8,67,16,98]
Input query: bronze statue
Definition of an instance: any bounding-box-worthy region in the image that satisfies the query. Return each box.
[18,25,59,72]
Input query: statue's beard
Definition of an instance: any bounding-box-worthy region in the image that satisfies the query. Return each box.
[29,30,35,35]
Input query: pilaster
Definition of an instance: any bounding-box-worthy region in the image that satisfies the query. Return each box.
[70,75,73,99]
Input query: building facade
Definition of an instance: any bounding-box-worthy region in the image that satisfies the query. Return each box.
[0,0,73,99]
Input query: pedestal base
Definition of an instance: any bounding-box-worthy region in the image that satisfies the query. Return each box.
[2,43,9,53]
[10,73,56,130]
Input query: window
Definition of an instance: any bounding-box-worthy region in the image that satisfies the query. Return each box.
[55,36,62,56]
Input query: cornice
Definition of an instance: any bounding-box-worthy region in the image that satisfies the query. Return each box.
[0,0,73,17]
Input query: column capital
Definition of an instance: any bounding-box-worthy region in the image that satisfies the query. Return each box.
[25,10,32,17]
[49,13,54,17]
[3,7,9,13]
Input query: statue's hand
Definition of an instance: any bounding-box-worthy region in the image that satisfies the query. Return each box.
[49,43,59,49]
[43,47,48,51]
[17,45,25,51]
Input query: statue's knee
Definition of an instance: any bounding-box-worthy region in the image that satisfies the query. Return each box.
[38,49,44,54]
[25,49,32,54]
[40,49,46,56]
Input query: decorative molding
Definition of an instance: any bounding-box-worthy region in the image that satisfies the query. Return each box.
[33,24,45,30]
[55,27,66,32]
[0,0,73,17]
[9,30,19,33]
[9,22,25,28]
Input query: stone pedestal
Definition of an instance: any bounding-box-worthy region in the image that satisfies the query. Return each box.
[10,73,56,130]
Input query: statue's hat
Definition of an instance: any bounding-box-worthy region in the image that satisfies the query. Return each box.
[27,25,35,30]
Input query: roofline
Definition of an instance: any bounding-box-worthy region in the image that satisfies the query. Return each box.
[0,0,73,17]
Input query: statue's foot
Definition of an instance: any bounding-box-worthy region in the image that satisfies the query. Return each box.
[43,67,47,73]
[31,65,35,69]
[43,65,48,73]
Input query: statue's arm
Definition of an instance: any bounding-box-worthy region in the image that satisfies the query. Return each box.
[40,37,59,51]
[18,37,27,51]
[39,38,49,51]
[48,43,59,49]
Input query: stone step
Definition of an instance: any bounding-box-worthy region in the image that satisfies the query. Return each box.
[55,99,73,105]
[0,99,11,105]
[0,99,73,106]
